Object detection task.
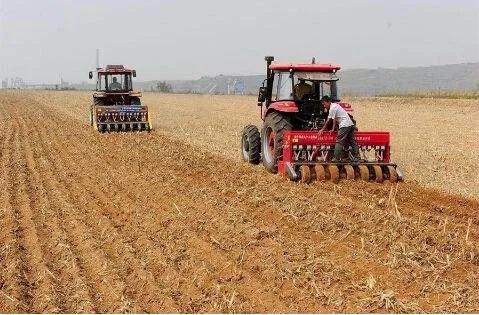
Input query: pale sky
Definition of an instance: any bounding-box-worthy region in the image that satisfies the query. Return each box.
[1,0,478,84]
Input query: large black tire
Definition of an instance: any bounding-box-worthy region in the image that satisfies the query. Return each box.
[241,125,261,164]
[261,111,292,173]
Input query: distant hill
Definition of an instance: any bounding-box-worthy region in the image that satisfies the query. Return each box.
[70,63,478,96]
[136,62,478,96]
[338,63,479,96]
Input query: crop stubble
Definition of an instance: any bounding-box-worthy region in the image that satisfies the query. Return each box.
[0,91,478,312]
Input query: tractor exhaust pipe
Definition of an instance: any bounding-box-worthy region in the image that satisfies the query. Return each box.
[265,56,274,103]
[265,56,274,77]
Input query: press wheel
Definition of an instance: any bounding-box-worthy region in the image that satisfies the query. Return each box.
[387,166,398,183]
[372,165,384,183]
[328,165,340,184]
[314,164,326,181]
[300,165,311,184]
[358,165,369,181]
[344,165,355,180]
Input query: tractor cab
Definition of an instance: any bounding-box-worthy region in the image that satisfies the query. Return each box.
[99,72,131,92]
[257,57,348,131]
[259,65,340,103]
[89,65,141,106]
[89,65,137,92]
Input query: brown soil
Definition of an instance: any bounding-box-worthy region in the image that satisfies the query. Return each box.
[0,91,478,312]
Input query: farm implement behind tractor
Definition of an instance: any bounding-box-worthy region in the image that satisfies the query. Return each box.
[241,56,403,183]
[89,65,152,132]
[279,130,402,183]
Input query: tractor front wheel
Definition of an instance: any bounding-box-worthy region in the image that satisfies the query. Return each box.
[131,97,141,105]
[241,125,261,164]
[261,111,292,173]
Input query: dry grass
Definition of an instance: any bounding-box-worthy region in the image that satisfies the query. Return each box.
[20,91,479,199]
[141,93,478,200]
[377,91,479,99]
[0,90,477,313]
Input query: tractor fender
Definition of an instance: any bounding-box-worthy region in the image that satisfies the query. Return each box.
[338,102,353,113]
[263,101,298,120]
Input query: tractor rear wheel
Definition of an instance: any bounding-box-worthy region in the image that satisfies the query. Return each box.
[241,125,261,164]
[261,112,292,173]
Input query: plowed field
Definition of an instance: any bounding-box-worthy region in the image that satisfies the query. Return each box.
[0,91,478,313]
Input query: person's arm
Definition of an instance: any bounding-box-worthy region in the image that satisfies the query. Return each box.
[319,105,335,134]
[331,119,337,131]
[318,118,333,134]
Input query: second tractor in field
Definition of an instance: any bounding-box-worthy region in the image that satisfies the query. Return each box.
[88,64,152,132]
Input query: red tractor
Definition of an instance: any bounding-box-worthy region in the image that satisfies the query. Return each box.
[241,56,403,183]
[88,65,152,132]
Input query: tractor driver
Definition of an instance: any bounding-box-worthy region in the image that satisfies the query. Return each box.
[294,79,313,100]
[109,77,122,91]
[318,95,360,162]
